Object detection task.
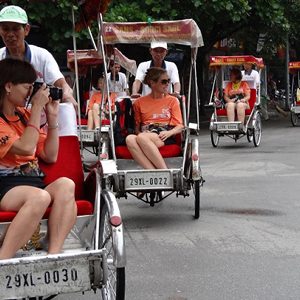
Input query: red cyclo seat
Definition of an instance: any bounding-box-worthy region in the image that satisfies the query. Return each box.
[77,118,110,126]
[78,118,88,125]
[0,136,94,223]
[116,134,182,159]
[0,201,93,223]
[216,88,257,117]
[116,144,181,159]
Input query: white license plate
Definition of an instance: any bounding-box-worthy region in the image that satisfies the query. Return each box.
[125,171,172,190]
[217,124,239,131]
[292,106,300,114]
[78,130,95,142]
[0,257,91,298]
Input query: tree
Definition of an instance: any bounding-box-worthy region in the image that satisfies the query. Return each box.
[2,0,300,105]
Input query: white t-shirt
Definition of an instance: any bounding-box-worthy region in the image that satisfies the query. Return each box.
[242,69,260,88]
[108,72,128,93]
[135,60,180,95]
[0,44,63,85]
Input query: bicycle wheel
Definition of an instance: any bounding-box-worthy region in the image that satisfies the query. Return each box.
[99,202,125,300]
[194,180,200,219]
[291,112,298,127]
[210,130,219,147]
[246,129,253,143]
[253,113,262,147]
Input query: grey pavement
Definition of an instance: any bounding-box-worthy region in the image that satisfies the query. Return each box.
[59,116,300,300]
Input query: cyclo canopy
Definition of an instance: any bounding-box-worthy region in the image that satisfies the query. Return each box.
[289,61,300,73]
[209,56,265,69]
[103,19,203,61]
[67,48,137,76]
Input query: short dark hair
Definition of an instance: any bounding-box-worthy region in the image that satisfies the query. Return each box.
[0,58,37,106]
[143,67,167,87]
[230,68,242,81]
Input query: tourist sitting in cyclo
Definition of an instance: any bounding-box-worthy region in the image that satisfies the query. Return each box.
[126,67,184,169]
[87,77,117,130]
[0,58,77,260]
[224,68,250,124]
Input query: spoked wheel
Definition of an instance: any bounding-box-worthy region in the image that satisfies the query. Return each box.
[99,202,125,300]
[253,113,262,147]
[210,130,219,147]
[246,129,253,143]
[193,180,200,219]
[291,112,298,126]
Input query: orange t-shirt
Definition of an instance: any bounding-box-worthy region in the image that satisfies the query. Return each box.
[88,91,117,111]
[133,95,183,130]
[0,108,47,168]
[224,81,250,98]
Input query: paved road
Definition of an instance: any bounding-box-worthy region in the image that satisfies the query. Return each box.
[59,117,300,300]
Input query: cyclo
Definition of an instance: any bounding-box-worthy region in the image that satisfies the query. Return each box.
[67,48,137,157]
[289,61,300,126]
[0,3,126,300]
[94,19,205,219]
[209,56,264,147]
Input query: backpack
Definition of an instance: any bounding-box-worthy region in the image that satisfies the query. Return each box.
[114,97,135,146]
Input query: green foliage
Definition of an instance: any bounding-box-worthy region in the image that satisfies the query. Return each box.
[1,0,298,59]
[9,0,89,52]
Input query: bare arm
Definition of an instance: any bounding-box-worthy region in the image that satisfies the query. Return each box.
[158,124,184,142]
[38,101,59,163]
[242,91,251,102]
[224,93,232,103]
[53,78,77,107]
[173,82,181,94]
[9,87,50,156]
[132,80,142,96]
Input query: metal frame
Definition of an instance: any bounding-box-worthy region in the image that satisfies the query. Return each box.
[208,59,263,145]
[0,166,125,299]
[91,19,204,218]
[0,3,126,300]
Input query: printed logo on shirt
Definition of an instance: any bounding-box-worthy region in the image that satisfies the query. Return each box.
[0,135,9,145]
[152,108,171,120]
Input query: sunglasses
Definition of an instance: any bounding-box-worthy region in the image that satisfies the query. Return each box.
[160,79,170,85]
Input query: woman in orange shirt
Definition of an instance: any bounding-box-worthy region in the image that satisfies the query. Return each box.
[87,77,117,129]
[224,68,250,123]
[126,67,184,169]
[0,58,76,259]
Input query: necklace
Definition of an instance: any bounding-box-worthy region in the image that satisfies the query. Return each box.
[232,81,241,90]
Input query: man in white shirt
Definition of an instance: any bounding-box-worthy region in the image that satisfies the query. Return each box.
[0,5,76,106]
[108,63,129,94]
[242,62,260,89]
[132,41,181,97]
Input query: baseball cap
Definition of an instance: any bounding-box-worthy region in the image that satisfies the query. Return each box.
[150,41,168,50]
[0,5,28,24]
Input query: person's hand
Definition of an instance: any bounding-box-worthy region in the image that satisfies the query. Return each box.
[131,94,141,99]
[158,130,174,142]
[169,92,181,99]
[31,83,50,108]
[62,88,78,111]
[45,98,59,123]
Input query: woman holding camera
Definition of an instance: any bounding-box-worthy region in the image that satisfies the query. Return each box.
[224,68,250,123]
[126,67,183,169]
[0,58,77,259]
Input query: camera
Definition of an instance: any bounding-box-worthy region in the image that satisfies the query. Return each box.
[31,82,63,101]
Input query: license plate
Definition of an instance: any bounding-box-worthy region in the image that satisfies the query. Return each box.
[217,124,238,131]
[292,106,300,114]
[125,171,172,190]
[78,130,95,142]
[0,257,91,298]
